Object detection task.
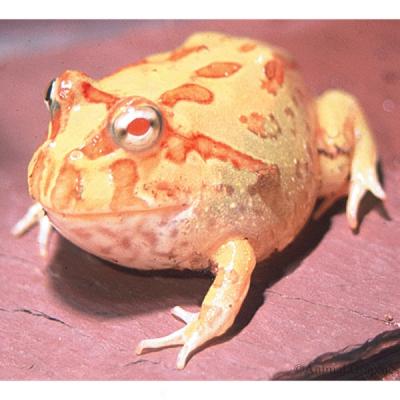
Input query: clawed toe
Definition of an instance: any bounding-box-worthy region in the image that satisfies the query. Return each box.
[135,307,198,359]
[12,202,53,257]
[136,325,186,355]
[347,172,386,230]
[171,306,198,324]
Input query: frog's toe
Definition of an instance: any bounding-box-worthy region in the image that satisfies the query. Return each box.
[347,170,386,230]
[171,306,199,324]
[135,306,202,369]
[136,318,214,369]
[12,202,44,236]
[12,202,53,257]
[38,215,53,257]
[176,332,204,370]
[136,325,187,355]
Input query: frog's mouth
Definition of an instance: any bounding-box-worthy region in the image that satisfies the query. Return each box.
[28,143,190,217]
[44,203,189,220]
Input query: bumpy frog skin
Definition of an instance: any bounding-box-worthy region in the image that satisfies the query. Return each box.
[13,32,386,369]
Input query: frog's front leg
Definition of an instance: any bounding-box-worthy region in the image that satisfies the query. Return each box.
[12,202,53,257]
[136,238,256,369]
[315,90,386,229]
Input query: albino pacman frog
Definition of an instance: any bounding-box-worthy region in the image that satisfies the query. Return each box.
[13,32,386,369]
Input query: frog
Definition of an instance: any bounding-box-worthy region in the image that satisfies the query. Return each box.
[13,32,386,369]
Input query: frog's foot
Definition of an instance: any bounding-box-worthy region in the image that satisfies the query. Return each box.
[136,307,200,369]
[136,239,256,369]
[346,163,386,230]
[12,202,53,257]
[316,90,386,230]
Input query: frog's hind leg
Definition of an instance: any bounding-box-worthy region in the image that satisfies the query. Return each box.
[314,90,386,229]
[12,202,53,257]
[136,238,256,369]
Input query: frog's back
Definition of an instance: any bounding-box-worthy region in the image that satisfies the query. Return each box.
[99,32,320,259]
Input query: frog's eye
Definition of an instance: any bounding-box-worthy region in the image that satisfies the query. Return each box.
[44,78,56,111]
[110,106,163,152]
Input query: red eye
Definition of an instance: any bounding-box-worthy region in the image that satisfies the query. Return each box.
[110,105,163,152]
[127,118,151,136]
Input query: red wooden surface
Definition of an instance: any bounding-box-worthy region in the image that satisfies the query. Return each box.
[0,20,399,380]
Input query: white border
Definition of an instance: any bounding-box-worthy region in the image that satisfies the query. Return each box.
[0,381,399,400]
[2,0,400,19]
[1,1,399,395]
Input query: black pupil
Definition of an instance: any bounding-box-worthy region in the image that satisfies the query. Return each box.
[45,78,56,106]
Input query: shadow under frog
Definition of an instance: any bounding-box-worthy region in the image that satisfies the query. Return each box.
[47,201,334,341]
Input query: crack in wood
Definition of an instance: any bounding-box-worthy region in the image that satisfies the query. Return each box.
[0,306,82,333]
[266,289,388,323]
[0,306,134,353]
[12,308,71,327]
[124,359,160,367]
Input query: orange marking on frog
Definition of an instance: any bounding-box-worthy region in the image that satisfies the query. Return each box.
[81,82,119,109]
[195,62,242,78]
[29,148,47,201]
[80,127,118,160]
[168,45,208,61]
[261,57,285,95]
[239,112,282,139]
[155,181,180,198]
[239,43,256,52]
[164,130,268,173]
[50,163,82,210]
[109,159,147,211]
[160,84,214,107]
[111,59,148,75]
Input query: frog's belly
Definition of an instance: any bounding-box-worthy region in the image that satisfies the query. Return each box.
[46,206,209,270]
